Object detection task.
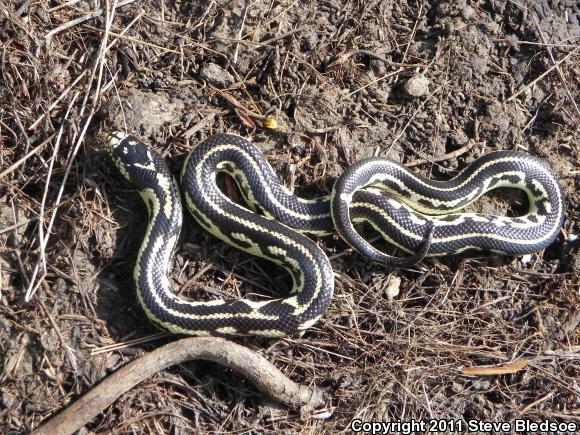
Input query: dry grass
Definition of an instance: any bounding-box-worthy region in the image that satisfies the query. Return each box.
[1,1,579,433]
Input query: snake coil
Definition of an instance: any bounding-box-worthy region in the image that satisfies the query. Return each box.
[106,132,564,336]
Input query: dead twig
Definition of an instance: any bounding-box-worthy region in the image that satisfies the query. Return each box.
[258,26,306,46]
[44,0,135,43]
[532,14,580,118]
[406,139,480,167]
[0,133,56,180]
[461,358,529,376]
[328,49,427,70]
[26,0,121,302]
[505,46,579,103]
[31,337,325,435]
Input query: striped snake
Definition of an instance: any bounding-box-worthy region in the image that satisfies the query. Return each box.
[105,132,564,336]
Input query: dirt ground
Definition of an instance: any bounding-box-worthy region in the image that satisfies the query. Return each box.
[1,0,579,433]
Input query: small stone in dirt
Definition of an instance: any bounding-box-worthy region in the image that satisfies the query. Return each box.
[486,101,511,130]
[25,402,50,413]
[473,379,491,390]
[451,381,464,393]
[403,73,430,98]
[105,353,122,370]
[369,87,391,103]
[385,275,401,301]
[450,128,469,146]
[107,90,184,139]
[1,390,17,408]
[40,330,60,352]
[462,6,475,20]
[54,277,68,293]
[199,63,235,87]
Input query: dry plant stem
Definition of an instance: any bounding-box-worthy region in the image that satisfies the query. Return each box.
[26,1,121,302]
[32,337,325,435]
[331,49,427,69]
[505,46,579,103]
[218,90,269,123]
[0,133,56,179]
[44,0,135,42]
[406,139,479,167]
[532,14,580,118]
[24,92,80,301]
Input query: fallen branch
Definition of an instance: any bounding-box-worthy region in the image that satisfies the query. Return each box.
[32,337,325,435]
[406,139,480,167]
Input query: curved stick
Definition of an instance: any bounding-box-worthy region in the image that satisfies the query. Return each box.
[32,337,325,435]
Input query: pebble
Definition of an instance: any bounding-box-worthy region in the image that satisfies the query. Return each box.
[1,390,17,408]
[384,275,401,301]
[199,63,235,87]
[403,73,430,97]
[462,5,475,20]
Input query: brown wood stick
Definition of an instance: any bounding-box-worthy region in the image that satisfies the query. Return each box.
[406,139,480,167]
[32,337,325,435]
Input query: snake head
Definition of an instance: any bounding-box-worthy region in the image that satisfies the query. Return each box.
[106,131,162,190]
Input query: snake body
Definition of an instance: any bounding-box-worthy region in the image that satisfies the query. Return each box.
[332,152,565,263]
[106,132,564,336]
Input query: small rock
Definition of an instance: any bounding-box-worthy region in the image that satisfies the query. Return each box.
[486,101,510,130]
[462,5,475,20]
[199,63,235,87]
[54,277,68,293]
[451,381,464,393]
[384,275,401,301]
[403,73,430,97]
[40,330,60,352]
[473,379,491,390]
[486,101,503,118]
[1,390,17,408]
[106,90,185,138]
[450,128,469,146]
[25,402,50,413]
[369,87,391,103]
[105,353,122,370]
